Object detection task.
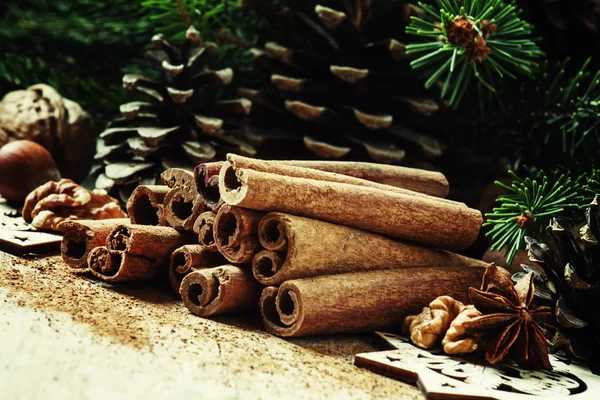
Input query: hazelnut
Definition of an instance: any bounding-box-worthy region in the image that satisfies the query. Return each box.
[0,140,61,202]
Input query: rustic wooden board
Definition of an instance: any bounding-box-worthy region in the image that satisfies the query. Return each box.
[0,253,423,400]
[355,332,599,400]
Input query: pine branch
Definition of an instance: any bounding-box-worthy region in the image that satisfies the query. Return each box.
[475,58,600,168]
[0,0,249,126]
[584,169,600,205]
[405,0,543,107]
[141,0,239,41]
[484,169,582,264]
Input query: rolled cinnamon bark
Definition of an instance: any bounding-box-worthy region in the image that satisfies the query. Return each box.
[228,154,457,203]
[161,168,195,192]
[253,213,488,285]
[260,266,484,337]
[194,162,225,211]
[219,165,482,251]
[169,245,227,293]
[127,185,169,225]
[106,224,195,265]
[214,204,264,263]
[58,218,130,269]
[180,265,262,317]
[272,158,448,197]
[163,187,204,231]
[193,211,218,251]
[88,246,159,282]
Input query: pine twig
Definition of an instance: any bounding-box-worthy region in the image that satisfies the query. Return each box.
[405,0,543,107]
[484,169,581,264]
[475,58,600,167]
[174,0,192,27]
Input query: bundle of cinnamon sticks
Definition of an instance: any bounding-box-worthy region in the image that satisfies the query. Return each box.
[59,154,488,337]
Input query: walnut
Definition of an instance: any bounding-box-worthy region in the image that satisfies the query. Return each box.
[0,84,94,181]
[442,304,482,354]
[22,179,127,231]
[403,295,465,349]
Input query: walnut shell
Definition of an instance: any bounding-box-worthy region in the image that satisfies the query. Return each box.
[0,84,94,182]
[22,179,127,231]
[442,304,482,354]
[403,295,465,349]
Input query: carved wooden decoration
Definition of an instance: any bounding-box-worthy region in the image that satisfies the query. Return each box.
[355,332,599,399]
[0,214,61,255]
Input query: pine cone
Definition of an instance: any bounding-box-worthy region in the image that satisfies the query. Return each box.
[519,0,600,57]
[521,197,600,374]
[96,26,256,201]
[241,1,442,165]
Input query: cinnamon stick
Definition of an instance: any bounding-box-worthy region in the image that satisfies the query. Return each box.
[197,156,450,214]
[106,224,195,265]
[88,246,158,282]
[161,168,195,192]
[160,168,205,230]
[127,185,169,225]
[214,204,264,263]
[254,212,488,285]
[228,154,458,204]
[260,266,484,337]
[272,159,448,197]
[163,187,204,231]
[194,162,225,211]
[58,218,129,269]
[180,265,262,317]
[219,164,482,251]
[169,245,227,293]
[193,211,218,251]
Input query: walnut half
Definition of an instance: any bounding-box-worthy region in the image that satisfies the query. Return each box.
[22,179,127,231]
[403,295,465,349]
[442,304,482,354]
[403,296,482,355]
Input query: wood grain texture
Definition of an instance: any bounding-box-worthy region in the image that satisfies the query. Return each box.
[126,185,169,226]
[260,266,484,337]
[180,265,262,317]
[220,165,482,251]
[0,252,424,400]
[168,245,226,293]
[58,218,130,269]
[253,213,488,285]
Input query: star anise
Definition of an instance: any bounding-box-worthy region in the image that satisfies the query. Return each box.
[463,264,553,369]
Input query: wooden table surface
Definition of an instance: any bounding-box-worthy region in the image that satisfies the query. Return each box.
[0,250,423,400]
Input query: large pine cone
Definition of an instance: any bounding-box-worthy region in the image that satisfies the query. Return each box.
[241,1,442,165]
[96,26,256,201]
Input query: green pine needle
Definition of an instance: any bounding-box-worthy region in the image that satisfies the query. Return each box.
[584,169,600,204]
[406,0,543,107]
[484,169,581,264]
[475,58,600,167]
